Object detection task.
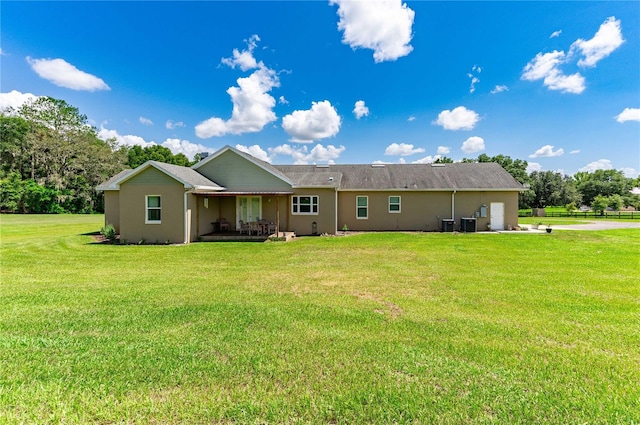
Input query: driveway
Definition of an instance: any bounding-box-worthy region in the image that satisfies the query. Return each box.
[539,221,640,231]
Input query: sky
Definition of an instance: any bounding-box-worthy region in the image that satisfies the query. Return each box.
[1,1,639,177]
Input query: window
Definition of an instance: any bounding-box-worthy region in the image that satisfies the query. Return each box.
[292,195,318,215]
[389,196,401,213]
[356,196,368,219]
[146,195,161,223]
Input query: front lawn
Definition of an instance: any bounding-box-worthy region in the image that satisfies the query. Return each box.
[1,215,638,423]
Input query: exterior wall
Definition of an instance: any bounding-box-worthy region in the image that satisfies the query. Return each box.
[337,190,520,232]
[453,191,519,231]
[338,191,450,231]
[103,191,120,232]
[197,150,292,192]
[260,195,289,233]
[287,189,337,235]
[196,196,237,234]
[118,167,186,244]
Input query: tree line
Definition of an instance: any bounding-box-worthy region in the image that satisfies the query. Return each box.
[1,97,638,214]
[0,97,196,213]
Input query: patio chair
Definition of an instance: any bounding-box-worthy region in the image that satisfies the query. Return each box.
[238,220,250,235]
[218,218,230,232]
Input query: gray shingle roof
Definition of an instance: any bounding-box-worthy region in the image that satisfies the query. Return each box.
[149,161,223,189]
[95,168,134,190]
[275,162,523,190]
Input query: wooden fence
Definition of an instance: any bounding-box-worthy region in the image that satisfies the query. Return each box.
[518,211,640,219]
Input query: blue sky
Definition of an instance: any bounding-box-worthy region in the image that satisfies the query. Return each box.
[2,1,639,177]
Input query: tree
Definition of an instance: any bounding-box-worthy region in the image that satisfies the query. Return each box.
[127,144,191,169]
[575,169,628,206]
[591,195,609,215]
[0,97,128,213]
[607,194,624,211]
[0,115,31,179]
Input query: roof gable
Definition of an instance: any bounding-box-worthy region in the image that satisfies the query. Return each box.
[97,161,223,191]
[192,145,293,191]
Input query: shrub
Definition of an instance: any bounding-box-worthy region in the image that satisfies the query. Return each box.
[100,223,117,243]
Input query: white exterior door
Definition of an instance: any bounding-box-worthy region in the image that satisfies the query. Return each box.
[237,196,262,225]
[490,202,505,230]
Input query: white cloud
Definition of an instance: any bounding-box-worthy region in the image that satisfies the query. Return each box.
[98,127,209,160]
[622,168,639,178]
[196,37,279,139]
[384,142,425,156]
[461,136,485,154]
[411,155,444,164]
[571,17,624,68]
[579,159,613,173]
[353,100,369,119]
[550,30,562,39]
[166,120,185,129]
[407,116,415,122]
[0,90,39,111]
[330,0,415,63]
[27,57,110,91]
[139,117,153,126]
[521,51,585,94]
[235,144,271,162]
[526,162,542,173]
[437,146,450,155]
[434,106,480,131]
[161,138,211,160]
[281,100,341,143]
[468,76,479,94]
[269,143,345,164]
[490,85,509,94]
[529,145,564,158]
[615,108,640,123]
[221,34,260,71]
[467,65,481,93]
[196,66,279,138]
[279,96,289,105]
[570,149,580,154]
[97,127,155,148]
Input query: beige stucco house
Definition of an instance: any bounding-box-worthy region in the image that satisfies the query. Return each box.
[97,145,524,243]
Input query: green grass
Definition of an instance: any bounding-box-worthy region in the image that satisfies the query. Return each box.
[1,215,639,424]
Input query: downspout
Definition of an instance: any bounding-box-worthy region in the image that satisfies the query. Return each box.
[335,188,338,234]
[451,190,456,222]
[184,190,189,244]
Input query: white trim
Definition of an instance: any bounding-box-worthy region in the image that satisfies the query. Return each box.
[291,195,319,215]
[388,195,401,213]
[356,195,368,219]
[145,195,162,224]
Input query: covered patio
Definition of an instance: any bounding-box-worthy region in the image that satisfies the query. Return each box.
[192,191,292,240]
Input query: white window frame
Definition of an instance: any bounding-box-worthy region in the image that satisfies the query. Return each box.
[356,196,368,219]
[291,195,319,215]
[145,195,162,224]
[389,195,401,213]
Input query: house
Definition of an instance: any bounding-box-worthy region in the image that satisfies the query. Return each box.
[97,145,524,243]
